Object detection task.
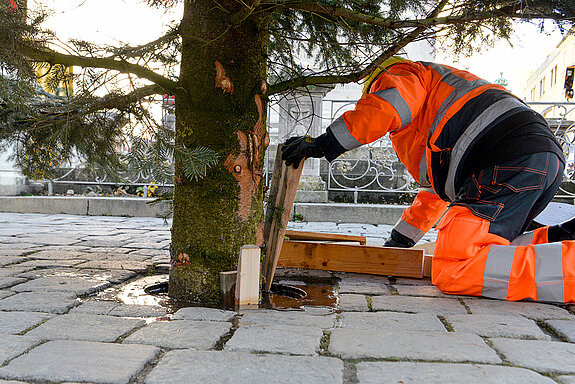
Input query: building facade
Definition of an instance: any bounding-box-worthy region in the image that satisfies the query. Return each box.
[521,30,575,103]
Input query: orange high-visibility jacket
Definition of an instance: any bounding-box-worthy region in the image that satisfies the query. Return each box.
[329,60,526,243]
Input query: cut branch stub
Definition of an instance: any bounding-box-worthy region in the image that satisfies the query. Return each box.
[225,153,253,221]
[215,61,234,94]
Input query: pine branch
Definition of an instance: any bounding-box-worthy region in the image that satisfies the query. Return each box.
[174,145,220,181]
[19,45,178,92]
[271,0,572,30]
[359,0,449,79]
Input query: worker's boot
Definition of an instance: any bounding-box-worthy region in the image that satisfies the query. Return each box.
[548,217,575,242]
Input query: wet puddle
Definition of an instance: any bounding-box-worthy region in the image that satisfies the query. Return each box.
[95,274,338,312]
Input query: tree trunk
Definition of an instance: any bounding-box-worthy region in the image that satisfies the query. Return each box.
[169,0,270,302]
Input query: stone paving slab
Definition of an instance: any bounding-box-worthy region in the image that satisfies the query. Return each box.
[123,320,231,349]
[144,350,344,384]
[0,257,26,267]
[336,273,390,295]
[24,313,146,342]
[225,324,324,355]
[329,329,501,363]
[370,295,468,315]
[239,310,336,329]
[340,311,447,332]
[559,377,575,384]
[395,284,452,298]
[0,379,29,384]
[16,259,88,268]
[0,311,53,334]
[15,267,137,284]
[0,335,42,365]
[0,292,79,314]
[172,307,236,322]
[0,267,34,278]
[0,278,27,290]
[75,260,152,272]
[0,340,159,384]
[338,294,369,311]
[0,290,14,300]
[545,320,575,342]
[490,338,575,374]
[464,298,573,320]
[26,250,89,260]
[71,301,166,318]
[10,276,110,296]
[445,314,550,340]
[356,362,556,384]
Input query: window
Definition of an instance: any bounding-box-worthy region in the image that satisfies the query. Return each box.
[531,87,536,101]
[551,65,558,87]
[540,77,546,98]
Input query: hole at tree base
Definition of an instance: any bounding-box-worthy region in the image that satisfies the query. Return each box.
[94,274,337,311]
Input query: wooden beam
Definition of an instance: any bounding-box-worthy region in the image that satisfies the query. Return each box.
[413,242,435,278]
[278,241,424,278]
[284,230,367,245]
[423,255,433,278]
[262,148,304,291]
[219,271,237,308]
[412,241,436,255]
[235,245,261,308]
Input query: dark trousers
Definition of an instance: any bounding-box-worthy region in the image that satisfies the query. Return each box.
[454,152,564,242]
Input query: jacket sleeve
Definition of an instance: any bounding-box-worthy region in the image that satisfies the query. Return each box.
[327,62,428,151]
[393,188,449,244]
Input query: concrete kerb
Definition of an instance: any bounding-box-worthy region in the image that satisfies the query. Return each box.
[0,196,405,224]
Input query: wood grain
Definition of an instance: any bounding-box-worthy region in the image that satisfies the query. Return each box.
[278,241,424,278]
[284,230,367,245]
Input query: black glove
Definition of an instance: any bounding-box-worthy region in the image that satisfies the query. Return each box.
[384,229,415,248]
[281,135,325,168]
[281,130,348,168]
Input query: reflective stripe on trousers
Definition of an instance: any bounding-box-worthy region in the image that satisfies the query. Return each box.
[483,242,564,302]
[432,206,575,303]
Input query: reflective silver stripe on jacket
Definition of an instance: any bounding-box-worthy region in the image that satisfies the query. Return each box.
[328,116,363,151]
[534,243,564,302]
[444,97,527,201]
[420,62,491,138]
[418,147,430,187]
[373,88,413,128]
[394,219,425,243]
[482,245,515,300]
[510,232,534,246]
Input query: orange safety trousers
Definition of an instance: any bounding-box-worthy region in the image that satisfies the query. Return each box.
[432,205,575,303]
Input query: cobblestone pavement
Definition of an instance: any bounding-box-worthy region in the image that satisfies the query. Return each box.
[0,213,574,383]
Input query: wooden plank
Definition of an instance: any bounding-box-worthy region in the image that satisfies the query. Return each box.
[278,241,424,278]
[236,245,261,308]
[412,241,436,255]
[219,271,237,308]
[284,230,367,245]
[262,148,304,291]
[423,255,433,278]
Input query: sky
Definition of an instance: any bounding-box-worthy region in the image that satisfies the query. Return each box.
[442,20,565,96]
[34,0,567,98]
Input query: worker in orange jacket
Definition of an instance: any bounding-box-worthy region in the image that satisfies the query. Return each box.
[281,57,574,303]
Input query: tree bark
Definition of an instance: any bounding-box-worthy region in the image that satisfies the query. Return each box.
[169,0,270,302]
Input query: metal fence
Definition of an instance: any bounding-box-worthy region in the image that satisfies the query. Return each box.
[323,100,575,202]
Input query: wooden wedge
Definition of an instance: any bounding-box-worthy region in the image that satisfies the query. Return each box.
[262,148,304,291]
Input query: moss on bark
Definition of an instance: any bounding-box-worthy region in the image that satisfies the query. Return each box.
[169,0,269,302]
